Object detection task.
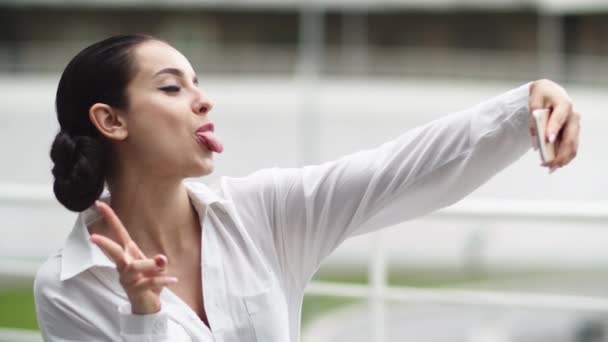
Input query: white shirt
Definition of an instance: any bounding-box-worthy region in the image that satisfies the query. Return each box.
[34,84,531,342]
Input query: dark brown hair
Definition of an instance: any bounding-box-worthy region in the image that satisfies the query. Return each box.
[50,34,156,212]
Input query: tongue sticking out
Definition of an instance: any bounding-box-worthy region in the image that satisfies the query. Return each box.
[196,131,224,153]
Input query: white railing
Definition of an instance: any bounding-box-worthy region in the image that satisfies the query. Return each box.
[303,200,608,342]
[0,328,41,342]
[3,184,608,341]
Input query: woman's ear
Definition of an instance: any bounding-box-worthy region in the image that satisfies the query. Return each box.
[89,103,128,141]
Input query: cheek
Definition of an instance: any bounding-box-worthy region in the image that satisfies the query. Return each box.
[128,102,190,159]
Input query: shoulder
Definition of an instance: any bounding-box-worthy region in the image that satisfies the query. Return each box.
[186,168,283,203]
[33,251,63,301]
[33,250,93,302]
[34,250,116,317]
[34,252,114,339]
[217,167,301,197]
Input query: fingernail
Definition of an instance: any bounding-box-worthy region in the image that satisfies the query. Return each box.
[549,166,557,174]
[155,255,167,268]
[167,277,179,283]
[549,133,556,144]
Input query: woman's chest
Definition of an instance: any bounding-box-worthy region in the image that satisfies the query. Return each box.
[165,202,293,341]
[168,267,208,327]
[202,203,292,341]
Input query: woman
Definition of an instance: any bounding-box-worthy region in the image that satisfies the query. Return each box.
[34,34,580,341]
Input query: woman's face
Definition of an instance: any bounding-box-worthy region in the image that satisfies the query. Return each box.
[120,40,219,179]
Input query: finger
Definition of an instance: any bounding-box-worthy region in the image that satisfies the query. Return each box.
[127,258,159,274]
[546,100,572,143]
[132,276,179,293]
[123,268,167,286]
[125,240,146,260]
[528,82,545,112]
[153,254,168,268]
[548,138,562,173]
[550,112,580,168]
[95,201,132,247]
[123,255,168,283]
[131,255,167,274]
[121,258,165,285]
[90,234,128,269]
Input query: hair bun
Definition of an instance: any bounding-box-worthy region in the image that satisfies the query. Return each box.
[50,131,106,212]
[50,131,77,179]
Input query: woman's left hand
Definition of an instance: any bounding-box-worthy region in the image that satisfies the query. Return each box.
[528,79,581,173]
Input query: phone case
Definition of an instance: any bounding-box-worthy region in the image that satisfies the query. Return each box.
[532,109,555,163]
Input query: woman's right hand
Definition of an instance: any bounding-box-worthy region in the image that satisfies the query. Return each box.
[89,200,179,315]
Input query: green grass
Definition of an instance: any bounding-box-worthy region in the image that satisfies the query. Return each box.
[302,296,359,328]
[0,288,38,330]
[312,267,493,288]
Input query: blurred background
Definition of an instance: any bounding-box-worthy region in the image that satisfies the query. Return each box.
[1,0,608,341]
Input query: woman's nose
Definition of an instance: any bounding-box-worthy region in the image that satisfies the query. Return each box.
[193,93,214,115]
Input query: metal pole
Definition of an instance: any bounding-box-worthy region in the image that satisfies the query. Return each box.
[369,232,387,342]
[538,11,565,82]
[297,3,324,166]
[341,11,369,76]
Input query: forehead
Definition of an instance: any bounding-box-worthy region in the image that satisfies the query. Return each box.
[132,40,195,78]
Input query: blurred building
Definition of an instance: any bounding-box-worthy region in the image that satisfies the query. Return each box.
[1,0,608,84]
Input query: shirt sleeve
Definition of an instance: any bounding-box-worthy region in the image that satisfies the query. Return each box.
[118,304,170,342]
[224,83,531,289]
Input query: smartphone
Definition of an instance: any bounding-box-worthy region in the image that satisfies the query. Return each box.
[532,109,555,163]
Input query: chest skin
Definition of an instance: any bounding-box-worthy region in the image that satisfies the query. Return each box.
[166,239,211,330]
[88,214,211,329]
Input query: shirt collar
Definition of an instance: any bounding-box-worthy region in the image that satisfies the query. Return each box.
[60,181,224,281]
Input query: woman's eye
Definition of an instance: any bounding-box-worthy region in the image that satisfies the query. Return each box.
[159,85,181,92]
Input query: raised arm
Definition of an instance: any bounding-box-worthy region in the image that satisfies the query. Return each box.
[224,80,579,289]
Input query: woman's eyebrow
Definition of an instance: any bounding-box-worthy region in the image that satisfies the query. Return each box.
[153,67,198,84]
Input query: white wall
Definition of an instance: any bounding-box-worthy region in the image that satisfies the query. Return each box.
[1,75,606,272]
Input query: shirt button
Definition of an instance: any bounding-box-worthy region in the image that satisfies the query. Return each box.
[153,319,166,333]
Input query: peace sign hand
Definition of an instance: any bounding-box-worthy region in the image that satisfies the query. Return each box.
[89,200,178,315]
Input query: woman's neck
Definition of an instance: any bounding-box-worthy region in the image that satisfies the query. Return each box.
[102,175,201,258]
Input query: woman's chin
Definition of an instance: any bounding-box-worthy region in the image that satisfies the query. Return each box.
[195,159,215,176]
